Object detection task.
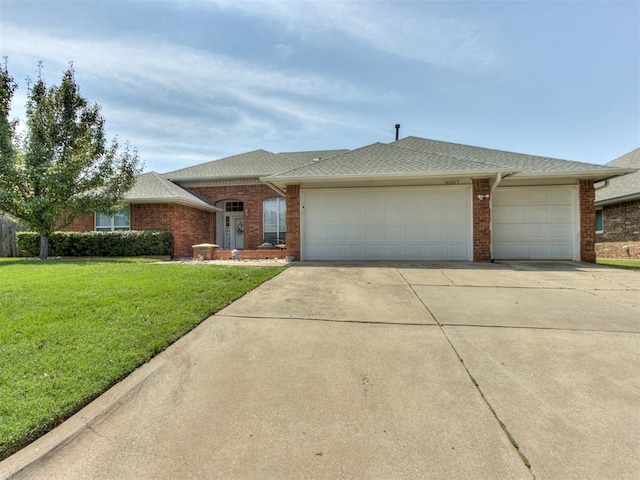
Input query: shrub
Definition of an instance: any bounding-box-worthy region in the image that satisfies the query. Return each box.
[16,231,174,257]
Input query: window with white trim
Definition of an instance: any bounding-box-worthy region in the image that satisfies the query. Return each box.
[96,207,130,231]
[595,208,603,233]
[263,198,286,244]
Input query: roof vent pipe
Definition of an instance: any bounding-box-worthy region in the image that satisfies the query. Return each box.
[394,124,401,141]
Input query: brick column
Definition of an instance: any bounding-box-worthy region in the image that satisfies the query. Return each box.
[473,179,492,261]
[286,184,301,260]
[579,179,596,263]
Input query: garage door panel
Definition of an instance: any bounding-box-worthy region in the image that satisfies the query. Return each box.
[447,243,469,260]
[303,187,471,260]
[493,187,576,260]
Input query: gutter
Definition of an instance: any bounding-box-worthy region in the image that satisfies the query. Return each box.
[594,179,609,191]
[595,191,640,207]
[263,181,287,196]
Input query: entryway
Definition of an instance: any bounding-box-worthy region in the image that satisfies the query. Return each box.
[215,200,245,249]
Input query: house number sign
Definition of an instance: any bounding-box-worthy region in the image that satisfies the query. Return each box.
[444,179,460,185]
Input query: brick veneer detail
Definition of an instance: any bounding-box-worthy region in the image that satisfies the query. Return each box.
[595,199,640,259]
[212,249,286,260]
[596,241,640,259]
[596,200,640,243]
[62,213,94,231]
[473,179,491,261]
[579,180,596,263]
[171,204,215,258]
[188,184,283,249]
[286,184,301,260]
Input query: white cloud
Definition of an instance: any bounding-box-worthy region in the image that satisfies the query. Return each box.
[205,0,497,68]
[276,43,295,58]
[2,23,379,119]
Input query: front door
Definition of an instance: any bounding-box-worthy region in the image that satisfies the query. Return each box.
[233,217,244,249]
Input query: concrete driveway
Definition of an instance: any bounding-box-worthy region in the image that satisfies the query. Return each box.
[1,261,638,479]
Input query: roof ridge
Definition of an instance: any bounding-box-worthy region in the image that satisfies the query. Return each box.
[266,144,379,178]
[163,149,278,176]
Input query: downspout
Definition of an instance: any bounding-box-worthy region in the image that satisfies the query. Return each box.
[489,172,503,262]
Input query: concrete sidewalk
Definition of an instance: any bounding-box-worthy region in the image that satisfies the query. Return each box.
[1,261,638,479]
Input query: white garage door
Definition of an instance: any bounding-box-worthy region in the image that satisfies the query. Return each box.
[492,186,577,260]
[302,186,471,261]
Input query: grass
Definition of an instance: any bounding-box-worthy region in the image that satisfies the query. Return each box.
[0,258,283,460]
[596,259,640,271]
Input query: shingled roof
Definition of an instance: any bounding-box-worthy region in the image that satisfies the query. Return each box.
[125,172,219,211]
[164,149,317,181]
[595,148,640,205]
[265,137,630,186]
[267,142,509,179]
[394,137,624,175]
[278,149,349,162]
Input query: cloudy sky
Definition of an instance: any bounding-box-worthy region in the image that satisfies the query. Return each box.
[1,0,638,173]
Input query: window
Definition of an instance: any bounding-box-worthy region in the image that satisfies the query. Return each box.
[225,201,244,212]
[595,209,603,233]
[263,198,286,244]
[96,207,130,231]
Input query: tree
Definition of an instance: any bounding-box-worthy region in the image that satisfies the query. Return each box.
[0,61,142,259]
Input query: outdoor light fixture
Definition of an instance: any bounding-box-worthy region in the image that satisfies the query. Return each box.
[477,194,490,200]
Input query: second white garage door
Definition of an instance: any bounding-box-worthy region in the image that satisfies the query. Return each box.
[302,186,471,261]
[492,186,577,260]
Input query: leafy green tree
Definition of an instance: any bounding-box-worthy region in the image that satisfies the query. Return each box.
[0,61,141,259]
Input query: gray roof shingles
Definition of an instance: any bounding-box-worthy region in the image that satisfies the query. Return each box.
[125,172,218,210]
[164,149,316,180]
[393,137,621,174]
[128,137,635,204]
[595,148,640,203]
[277,149,349,162]
[267,142,507,179]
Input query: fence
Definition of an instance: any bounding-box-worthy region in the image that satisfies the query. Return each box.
[0,216,25,257]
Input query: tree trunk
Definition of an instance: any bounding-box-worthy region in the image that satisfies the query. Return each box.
[39,233,49,260]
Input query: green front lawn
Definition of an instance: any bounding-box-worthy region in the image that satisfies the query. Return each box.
[0,258,283,460]
[596,259,640,271]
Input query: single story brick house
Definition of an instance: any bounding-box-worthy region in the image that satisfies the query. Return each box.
[66,136,633,261]
[595,147,640,259]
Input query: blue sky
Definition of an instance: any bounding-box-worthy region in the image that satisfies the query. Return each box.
[1,0,638,173]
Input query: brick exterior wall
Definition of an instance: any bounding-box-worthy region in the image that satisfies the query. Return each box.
[62,213,94,231]
[131,204,173,231]
[64,203,214,258]
[188,184,283,249]
[171,204,215,258]
[286,184,301,260]
[473,179,491,261]
[579,180,596,263]
[212,249,287,260]
[596,241,640,259]
[597,200,640,242]
[596,199,640,259]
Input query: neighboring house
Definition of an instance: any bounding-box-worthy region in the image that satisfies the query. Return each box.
[66,137,632,261]
[594,148,640,259]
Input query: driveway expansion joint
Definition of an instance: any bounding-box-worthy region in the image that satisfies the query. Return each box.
[216,313,439,327]
[441,323,640,335]
[397,268,535,475]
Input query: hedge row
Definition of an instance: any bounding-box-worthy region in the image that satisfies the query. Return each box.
[17,231,174,257]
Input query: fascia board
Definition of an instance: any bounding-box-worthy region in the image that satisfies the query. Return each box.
[512,168,638,182]
[167,174,265,182]
[595,192,640,207]
[124,197,221,212]
[261,168,516,185]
